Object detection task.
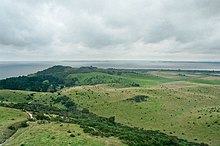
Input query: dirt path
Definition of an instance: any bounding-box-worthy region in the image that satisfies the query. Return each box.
[26,111,33,119]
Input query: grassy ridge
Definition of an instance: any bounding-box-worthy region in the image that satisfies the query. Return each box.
[0,66,177,92]
[62,80,220,145]
[0,107,27,144]
[0,100,204,146]
[5,122,124,146]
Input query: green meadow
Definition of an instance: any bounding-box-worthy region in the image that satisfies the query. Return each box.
[4,122,124,146]
[0,107,27,144]
[62,71,220,146]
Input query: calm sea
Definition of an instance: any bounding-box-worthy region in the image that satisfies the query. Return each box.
[0,61,220,79]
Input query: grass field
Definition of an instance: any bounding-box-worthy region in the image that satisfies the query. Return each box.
[0,90,52,104]
[0,107,27,144]
[62,71,220,146]
[4,122,125,146]
[66,71,174,88]
[0,90,66,109]
[0,70,220,145]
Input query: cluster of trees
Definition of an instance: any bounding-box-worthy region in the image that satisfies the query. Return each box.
[0,75,63,92]
[52,95,77,109]
[0,96,207,146]
[127,95,149,102]
[130,82,140,87]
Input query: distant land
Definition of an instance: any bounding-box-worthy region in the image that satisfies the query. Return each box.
[1,60,220,79]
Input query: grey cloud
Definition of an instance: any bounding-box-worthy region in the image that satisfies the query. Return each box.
[0,1,48,47]
[194,0,220,16]
[0,0,220,61]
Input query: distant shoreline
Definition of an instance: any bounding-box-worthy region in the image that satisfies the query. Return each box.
[1,61,220,79]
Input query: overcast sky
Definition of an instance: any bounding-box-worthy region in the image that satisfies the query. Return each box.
[0,0,220,61]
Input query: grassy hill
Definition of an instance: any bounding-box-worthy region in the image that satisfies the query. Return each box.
[0,66,175,92]
[0,89,202,146]
[0,66,219,145]
[61,71,220,146]
[0,107,27,144]
[63,84,220,145]
[4,122,124,146]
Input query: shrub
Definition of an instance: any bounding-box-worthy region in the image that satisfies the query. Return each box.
[8,126,16,130]
[20,122,29,128]
[127,95,149,102]
[82,108,89,113]
[108,116,115,124]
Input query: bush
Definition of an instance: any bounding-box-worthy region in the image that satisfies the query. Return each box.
[20,122,29,128]
[108,116,115,124]
[82,108,89,113]
[8,125,16,130]
[127,95,149,102]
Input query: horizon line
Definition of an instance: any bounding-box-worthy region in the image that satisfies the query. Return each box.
[0,59,220,62]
